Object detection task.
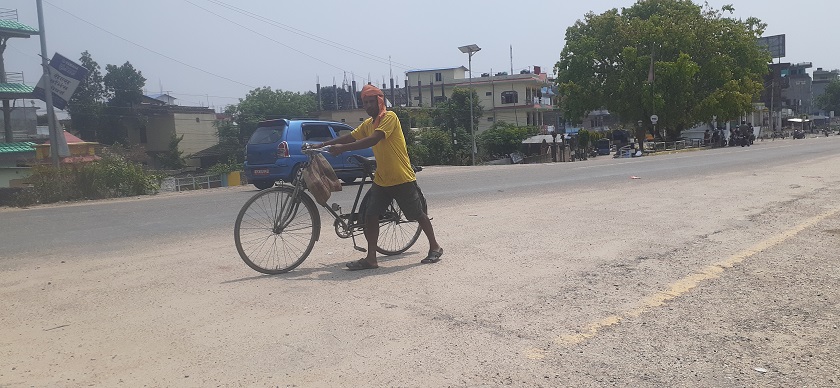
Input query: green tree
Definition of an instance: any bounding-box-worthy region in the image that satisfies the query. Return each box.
[431,88,483,134]
[67,51,107,141]
[104,61,146,107]
[98,61,147,145]
[555,0,770,143]
[477,122,539,158]
[416,129,453,166]
[155,134,186,169]
[228,87,317,144]
[816,79,840,114]
[430,88,483,165]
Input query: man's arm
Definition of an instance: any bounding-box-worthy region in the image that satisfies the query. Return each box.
[329,131,384,155]
[318,133,356,147]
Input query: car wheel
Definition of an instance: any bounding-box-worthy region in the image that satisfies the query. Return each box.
[253,180,274,190]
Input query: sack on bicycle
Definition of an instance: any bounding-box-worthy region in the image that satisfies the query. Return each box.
[302,153,342,206]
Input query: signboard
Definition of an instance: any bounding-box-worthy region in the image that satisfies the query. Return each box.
[757,34,786,59]
[33,53,89,110]
[650,115,659,124]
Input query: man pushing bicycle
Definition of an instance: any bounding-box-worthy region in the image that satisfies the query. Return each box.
[311,84,443,270]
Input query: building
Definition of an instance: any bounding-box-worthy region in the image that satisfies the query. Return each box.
[782,62,813,115]
[811,68,840,115]
[0,11,38,143]
[402,66,558,132]
[126,103,219,168]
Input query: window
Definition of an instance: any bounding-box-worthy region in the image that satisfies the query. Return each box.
[485,91,492,96]
[434,96,447,104]
[501,91,518,104]
[139,126,147,144]
[487,117,494,122]
[332,124,353,137]
[302,124,334,142]
[435,72,442,82]
[248,127,284,144]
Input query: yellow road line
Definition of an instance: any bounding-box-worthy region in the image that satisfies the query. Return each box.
[526,205,840,357]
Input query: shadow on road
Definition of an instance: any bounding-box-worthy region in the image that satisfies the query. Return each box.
[221,250,424,283]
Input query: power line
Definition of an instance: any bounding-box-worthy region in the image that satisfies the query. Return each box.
[199,0,415,71]
[182,0,350,76]
[43,0,256,90]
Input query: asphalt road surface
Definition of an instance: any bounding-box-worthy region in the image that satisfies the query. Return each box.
[2,135,839,387]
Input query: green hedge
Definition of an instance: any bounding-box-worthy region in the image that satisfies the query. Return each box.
[12,150,162,207]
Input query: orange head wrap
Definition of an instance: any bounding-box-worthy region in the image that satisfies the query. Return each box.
[361,84,387,128]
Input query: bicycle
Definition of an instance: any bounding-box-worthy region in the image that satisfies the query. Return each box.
[234,146,426,274]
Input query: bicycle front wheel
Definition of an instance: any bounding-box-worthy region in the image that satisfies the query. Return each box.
[360,191,425,255]
[234,185,320,274]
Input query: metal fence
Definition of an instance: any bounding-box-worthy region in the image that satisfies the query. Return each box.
[161,174,223,192]
[644,139,700,152]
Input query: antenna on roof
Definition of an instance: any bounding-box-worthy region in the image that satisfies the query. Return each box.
[510,45,514,75]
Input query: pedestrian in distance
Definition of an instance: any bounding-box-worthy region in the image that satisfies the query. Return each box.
[312,84,443,270]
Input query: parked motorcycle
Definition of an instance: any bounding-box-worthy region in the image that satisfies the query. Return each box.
[793,129,806,139]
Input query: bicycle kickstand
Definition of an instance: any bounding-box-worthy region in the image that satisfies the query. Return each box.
[351,235,367,252]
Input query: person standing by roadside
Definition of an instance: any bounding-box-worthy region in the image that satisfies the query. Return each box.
[313,84,443,270]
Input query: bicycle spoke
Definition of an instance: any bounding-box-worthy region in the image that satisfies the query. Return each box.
[235,186,319,274]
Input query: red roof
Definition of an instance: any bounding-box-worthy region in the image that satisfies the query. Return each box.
[43,131,85,144]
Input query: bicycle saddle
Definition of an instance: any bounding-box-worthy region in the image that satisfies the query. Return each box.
[349,155,423,174]
[349,155,377,175]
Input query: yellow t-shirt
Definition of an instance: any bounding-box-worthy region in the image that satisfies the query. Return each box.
[351,111,416,187]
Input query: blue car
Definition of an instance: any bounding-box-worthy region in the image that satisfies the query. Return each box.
[244,119,374,190]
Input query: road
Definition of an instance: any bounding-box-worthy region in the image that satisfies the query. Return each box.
[2,136,839,387]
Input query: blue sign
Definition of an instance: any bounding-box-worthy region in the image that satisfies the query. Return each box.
[33,53,90,110]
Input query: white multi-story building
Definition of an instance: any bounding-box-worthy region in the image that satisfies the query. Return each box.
[403,66,558,132]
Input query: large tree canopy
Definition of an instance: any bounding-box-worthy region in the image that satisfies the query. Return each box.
[103,62,146,107]
[554,0,771,139]
[227,87,317,144]
[67,51,107,141]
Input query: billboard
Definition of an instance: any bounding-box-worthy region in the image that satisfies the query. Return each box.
[33,53,89,110]
[758,34,786,59]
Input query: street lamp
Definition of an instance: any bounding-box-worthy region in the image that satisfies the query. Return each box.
[458,44,481,166]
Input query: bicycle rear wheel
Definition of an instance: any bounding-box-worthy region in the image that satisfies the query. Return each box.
[234,185,320,274]
[360,191,425,255]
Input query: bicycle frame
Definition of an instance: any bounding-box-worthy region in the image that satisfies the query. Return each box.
[290,148,375,247]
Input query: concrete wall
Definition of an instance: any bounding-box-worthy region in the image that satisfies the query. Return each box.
[173,112,218,156]
[0,167,31,188]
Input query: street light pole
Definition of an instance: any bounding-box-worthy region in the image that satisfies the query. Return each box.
[459,44,481,166]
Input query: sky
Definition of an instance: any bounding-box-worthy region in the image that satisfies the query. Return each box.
[2,0,838,113]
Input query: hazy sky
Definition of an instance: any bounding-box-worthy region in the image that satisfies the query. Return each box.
[3,0,837,112]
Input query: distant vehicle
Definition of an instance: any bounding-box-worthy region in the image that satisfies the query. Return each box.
[595,138,611,155]
[793,129,806,139]
[243,119,374,190]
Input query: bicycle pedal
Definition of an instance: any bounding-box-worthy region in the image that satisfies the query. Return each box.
[354,246,367,252]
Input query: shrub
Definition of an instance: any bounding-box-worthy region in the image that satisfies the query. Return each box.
[478,122,539,159]
[15,150,162,206]
[207,157,242,176]
[416,129,453,165]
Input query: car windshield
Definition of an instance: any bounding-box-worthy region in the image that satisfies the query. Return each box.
[248,126,285,145]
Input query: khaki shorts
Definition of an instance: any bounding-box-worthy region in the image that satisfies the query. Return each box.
[364,181,426,222]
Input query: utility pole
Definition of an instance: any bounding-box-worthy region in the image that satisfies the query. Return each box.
[37,0,64,167]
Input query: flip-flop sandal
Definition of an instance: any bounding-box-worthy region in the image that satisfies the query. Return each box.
[421,248,443,264]
[346,259,379,271]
